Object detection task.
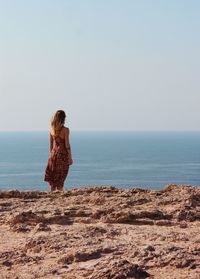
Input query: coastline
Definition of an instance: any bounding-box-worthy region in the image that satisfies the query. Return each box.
[0,184,200,278]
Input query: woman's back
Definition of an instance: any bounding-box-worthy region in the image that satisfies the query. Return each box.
[51,126,66,140]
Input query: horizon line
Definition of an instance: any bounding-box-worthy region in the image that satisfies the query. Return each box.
[1,130,200,133]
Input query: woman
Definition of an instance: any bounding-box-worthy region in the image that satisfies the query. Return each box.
[44,110,73,192]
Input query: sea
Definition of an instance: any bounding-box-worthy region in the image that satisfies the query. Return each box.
[0,131,200,191]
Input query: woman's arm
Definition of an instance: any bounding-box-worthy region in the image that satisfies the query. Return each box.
[65,127,73,165]
[49,132,54,152]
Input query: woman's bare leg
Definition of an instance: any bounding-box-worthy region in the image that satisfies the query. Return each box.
[57,183,64,191]
[49,182,56,192]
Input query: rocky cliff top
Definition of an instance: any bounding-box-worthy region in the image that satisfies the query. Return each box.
[0,184,200,279]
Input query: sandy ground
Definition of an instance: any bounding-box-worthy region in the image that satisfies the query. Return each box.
[0,184,200,279]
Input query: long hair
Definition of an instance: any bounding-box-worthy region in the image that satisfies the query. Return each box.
[51,110,66,136]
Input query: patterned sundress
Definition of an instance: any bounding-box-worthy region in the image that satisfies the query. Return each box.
[44,135,70,190]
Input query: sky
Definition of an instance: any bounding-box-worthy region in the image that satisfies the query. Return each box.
[0,0,200,131]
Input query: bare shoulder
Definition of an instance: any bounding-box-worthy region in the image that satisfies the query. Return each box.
[64,126,70,134]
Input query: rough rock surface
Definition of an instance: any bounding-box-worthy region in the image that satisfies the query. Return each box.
[0,184,200,279]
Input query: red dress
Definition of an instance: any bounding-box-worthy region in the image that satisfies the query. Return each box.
[44,135,70,191]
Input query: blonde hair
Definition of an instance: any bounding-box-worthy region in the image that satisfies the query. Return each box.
[51,110,66,136]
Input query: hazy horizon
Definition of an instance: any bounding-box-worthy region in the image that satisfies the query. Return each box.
[1,129,200,133]
[1,1,200,132]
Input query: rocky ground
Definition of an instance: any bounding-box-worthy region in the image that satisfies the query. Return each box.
[0,184,200,279]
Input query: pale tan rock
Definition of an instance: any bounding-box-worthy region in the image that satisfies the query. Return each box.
[0,184,200,279]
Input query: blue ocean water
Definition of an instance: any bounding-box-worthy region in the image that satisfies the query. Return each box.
[0,131,200,191]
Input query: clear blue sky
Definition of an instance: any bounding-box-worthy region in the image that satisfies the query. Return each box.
[0,0,200,131]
